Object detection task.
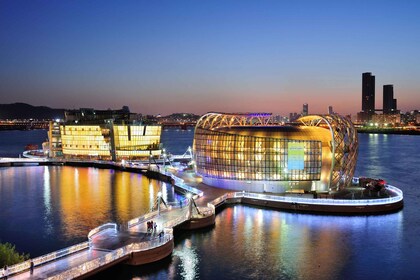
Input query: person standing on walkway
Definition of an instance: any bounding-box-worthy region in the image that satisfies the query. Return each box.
[154,222,157,234]
[30,260,34,275]
[3,265,8,279]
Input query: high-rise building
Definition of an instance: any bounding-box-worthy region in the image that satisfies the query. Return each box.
[383,85,395,114]
[328,106,333,114]
[362,72,375,115]
[302,103,308,116]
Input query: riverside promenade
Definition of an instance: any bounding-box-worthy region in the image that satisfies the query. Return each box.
[1,159,404,279]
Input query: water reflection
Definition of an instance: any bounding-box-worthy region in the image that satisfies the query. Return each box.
[43,167,53,235]
[0,166,182,256]
[188,206,402,280]
[173,239,199,280]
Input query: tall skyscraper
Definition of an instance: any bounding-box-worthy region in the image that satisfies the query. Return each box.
[362,72,375,115]
[302,103,308,116]
[383,85,397,114]
[328,106,333,114]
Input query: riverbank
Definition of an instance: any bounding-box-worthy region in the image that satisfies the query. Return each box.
[357,128,420,135]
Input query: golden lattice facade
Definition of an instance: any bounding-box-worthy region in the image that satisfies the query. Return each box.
[193,112,358,193]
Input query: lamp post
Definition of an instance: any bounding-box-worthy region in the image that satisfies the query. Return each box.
[157,191,162,215]
[186,193,192,219]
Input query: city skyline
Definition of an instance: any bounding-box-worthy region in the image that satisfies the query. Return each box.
[1,1,419,116]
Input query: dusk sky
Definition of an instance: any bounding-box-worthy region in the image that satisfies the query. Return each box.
[1,0,419,116]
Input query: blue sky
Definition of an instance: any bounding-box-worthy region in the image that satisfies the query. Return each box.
[0,0,419,115]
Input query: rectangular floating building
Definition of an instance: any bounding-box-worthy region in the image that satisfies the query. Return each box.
[48,107,162,161]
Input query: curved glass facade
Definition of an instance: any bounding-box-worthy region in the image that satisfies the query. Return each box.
[193,112,358,193]
[194,128,322,181]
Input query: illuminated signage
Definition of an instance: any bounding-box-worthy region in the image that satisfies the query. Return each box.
[287,142,304,170]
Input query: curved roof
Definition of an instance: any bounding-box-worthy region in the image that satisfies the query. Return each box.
[195,112,358,190]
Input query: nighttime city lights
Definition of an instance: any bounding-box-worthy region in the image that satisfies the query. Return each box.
[0,1,419,280]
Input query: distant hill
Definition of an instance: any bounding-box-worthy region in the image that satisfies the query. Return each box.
[0,103,65,120]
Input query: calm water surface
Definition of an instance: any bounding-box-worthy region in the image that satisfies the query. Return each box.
[0,129,419,279]
[0,165,181,257]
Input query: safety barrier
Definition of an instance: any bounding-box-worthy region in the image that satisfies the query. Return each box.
[46,229,174,280]
[88,223,117,241]
[1,241,90,277]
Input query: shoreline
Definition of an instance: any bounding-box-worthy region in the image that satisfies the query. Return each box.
[357,129,420,135]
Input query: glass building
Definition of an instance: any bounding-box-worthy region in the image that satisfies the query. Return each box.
[193,113,358,194]
[47,107,162,161]
[49,122,162,161]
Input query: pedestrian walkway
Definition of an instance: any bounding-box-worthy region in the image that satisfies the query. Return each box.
[6,184,202,279]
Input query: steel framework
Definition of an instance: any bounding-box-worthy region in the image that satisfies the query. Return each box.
[195,112,275,130]
[195,112,358,190]
[298,114,358,190]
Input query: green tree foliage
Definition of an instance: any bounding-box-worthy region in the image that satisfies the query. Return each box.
[0,242,29,267]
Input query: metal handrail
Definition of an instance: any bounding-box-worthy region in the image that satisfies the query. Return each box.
[2,241,90,276]
[46,230,174,280]
[233,184,403,206]
[88,223,117,240]
[127,209,170,228]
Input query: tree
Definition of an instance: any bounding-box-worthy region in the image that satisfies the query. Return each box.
[0,242,29,267]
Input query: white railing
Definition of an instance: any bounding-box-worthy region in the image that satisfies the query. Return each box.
[167,198,189,209]
[88,223,117,241]
[232,184,403,206]
[161,170,204,197]
[127,207,173,228]
[162,209,190,229]
[1,241,90,277]
[195,207,214,217]
[205,184,403,210]
[46,229,174,280]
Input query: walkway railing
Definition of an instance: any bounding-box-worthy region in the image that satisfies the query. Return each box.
[162,170,204,197]
[162,208,190,229]
[88,223,117,241]
[47,229,174,280]
[127,207,174,228]
[230,184,403,206]
[0,241,90,277]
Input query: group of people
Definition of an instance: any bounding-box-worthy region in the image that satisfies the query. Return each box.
[146,220,157,234]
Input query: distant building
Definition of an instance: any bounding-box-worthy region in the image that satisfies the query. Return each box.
[356,111,370,124]
[362,72,375,117]
[302,103,308,116]
[65,106,131,124]
[328,106,333,115]
[47,107,162,160]
[289,112,299,122]
[383,85,397,114]
[371,114,401,126]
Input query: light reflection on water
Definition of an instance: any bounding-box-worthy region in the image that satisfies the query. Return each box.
[92,132,418,280]
[1,131,419,279]
[0,166,181,257]
[108,205,402,280]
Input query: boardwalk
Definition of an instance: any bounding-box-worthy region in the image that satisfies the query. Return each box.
[8,206,191,279]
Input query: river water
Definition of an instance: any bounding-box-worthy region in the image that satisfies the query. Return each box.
[0,129,419,280]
